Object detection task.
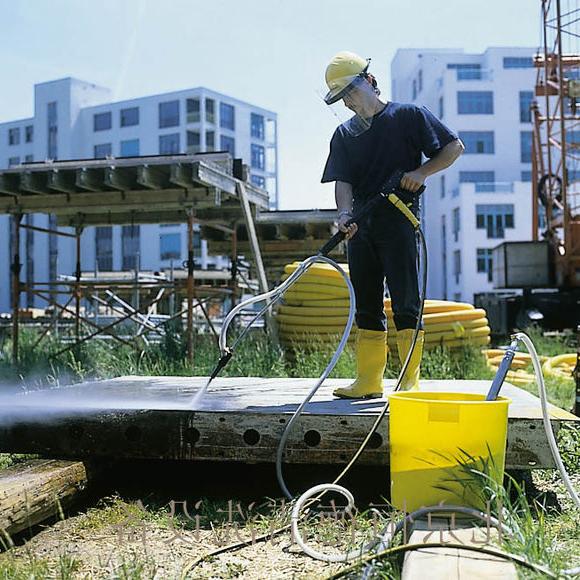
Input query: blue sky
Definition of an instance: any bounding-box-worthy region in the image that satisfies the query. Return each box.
[0,0,539,209]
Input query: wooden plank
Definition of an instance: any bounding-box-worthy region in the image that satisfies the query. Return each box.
[256,209,337,225]
[0,188,208,215]
[237,181,269,295]
[402,527,517,579]
[0,459,94,540]
[47,169,77,194]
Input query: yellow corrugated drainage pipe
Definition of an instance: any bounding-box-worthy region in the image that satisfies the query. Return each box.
[275,262,491,352]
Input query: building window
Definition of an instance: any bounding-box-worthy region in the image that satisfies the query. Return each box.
[187,131,201,153]
[94,112,112,131]
[453,292,462,302]
[412,79,417,100]
[452,207,460,242]
[520,131,533,163]
[447,63,482,80]
[159,133,180,154]
[220,102,235,130]
[205,98,215,124]
[220,135,235,156]
[122,225,140,270]
[476,204,515,239]
[25,125,33,143]
[438,96,444,119]
[251,113,265,139]
[159,100,180,128]
[459,171,495,183]
[457,91,493,114]
[477,248,493,282]
[453,250,461,284]
[95,227,113,271]
[94,143,112,158]
[251,174,266,188]
[160,233,181,261]
[187,98,200,123]
[24,154,33,163]
[47,102,57,160]
[519,91,533,123]
[8,128,20,146]
[418,69,423,92]
[120,107,139,127]
[206,130,215,151]
[521,171,532,182]
[440,174,445,198]
[120,139,139,157]
[503,56,534,68]
[8,157,20,167]
[458,131,495,154]
[251,144,265,170]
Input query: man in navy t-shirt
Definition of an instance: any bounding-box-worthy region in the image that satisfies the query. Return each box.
[321,51,464,399]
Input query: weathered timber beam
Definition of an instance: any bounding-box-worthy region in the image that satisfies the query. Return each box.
[104,166,138,191]
[0,174,20,196]
[169,163,193,189]
[47,169,77,194]
[0,459,99,539]
[20,171,48,195]
[255,209,336,225]
[0,187,207,215]
[75,168,105,192]
[136,165,170,190]
[57,210,237,232]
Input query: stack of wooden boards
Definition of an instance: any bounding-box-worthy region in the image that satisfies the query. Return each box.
[275,262,491,355]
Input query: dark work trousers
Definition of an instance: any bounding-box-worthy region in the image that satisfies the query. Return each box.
[348,196,422,332]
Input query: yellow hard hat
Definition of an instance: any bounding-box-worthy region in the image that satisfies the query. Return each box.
[324,51,371,104]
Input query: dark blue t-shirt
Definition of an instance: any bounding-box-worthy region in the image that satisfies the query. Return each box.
[321,102,457,200]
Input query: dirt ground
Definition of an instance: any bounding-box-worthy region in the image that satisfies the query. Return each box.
[4,474,579,579]
[3,510,346,579]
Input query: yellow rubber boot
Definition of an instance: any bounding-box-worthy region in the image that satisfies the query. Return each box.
[333,329,387,399]
[396,328,425,391]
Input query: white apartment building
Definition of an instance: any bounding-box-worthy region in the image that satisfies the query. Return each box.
[391,48,536,302]
[0,78,278,312]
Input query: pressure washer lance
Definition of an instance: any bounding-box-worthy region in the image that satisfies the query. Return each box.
[485,336,519,400]
[189,169,423,409]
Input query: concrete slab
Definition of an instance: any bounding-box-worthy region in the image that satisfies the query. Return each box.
[0,377,576,468]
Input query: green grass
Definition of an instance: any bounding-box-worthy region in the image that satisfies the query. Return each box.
[0,552,81,580]
[0,326,577,578]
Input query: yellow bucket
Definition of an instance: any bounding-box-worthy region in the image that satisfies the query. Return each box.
[388,392,511,512]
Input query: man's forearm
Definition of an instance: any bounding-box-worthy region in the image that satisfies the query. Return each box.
[418,139,464,178]
[335,181,354,214]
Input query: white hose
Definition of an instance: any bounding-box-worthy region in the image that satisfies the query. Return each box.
[293,331,580,574]
[514,332,580,510]
[275,257,356,499]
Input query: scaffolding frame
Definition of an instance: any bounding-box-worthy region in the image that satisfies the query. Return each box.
[533,0,580,285]
[0,153,270,364]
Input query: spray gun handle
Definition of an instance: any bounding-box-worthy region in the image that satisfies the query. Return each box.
[318,196,382,257]
[318,170,424,256]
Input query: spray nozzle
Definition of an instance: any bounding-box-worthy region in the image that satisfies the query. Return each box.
[210,348,233,380]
